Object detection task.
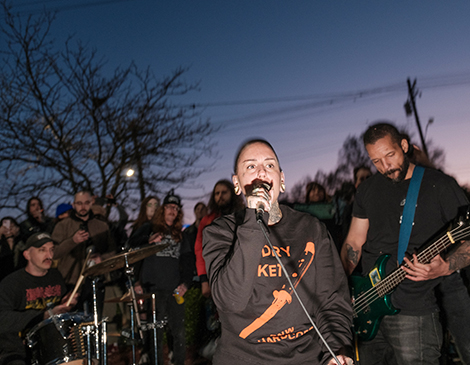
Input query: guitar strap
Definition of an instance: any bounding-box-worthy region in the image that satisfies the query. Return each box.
[397,165,425,264]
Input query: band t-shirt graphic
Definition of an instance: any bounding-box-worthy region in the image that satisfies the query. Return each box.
[25,283,62,310]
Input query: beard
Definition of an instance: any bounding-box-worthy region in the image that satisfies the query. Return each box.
[384,155,410,184]
[76,209,90,218]
[217,200,233,215]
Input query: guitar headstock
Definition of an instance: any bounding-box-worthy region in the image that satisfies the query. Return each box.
[452,205,470,241]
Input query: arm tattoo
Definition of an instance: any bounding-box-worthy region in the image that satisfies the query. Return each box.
[448,240,470,271]
[346,244,360,267]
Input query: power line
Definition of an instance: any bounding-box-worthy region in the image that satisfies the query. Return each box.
[6,0,135,17]
[180,71,470,111]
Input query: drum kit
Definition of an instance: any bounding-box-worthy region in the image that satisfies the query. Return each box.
[26,243,169,365]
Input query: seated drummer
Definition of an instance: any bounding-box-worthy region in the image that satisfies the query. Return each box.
[0,232,76,365]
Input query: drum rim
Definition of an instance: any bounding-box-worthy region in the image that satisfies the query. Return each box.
[27,311,92,337]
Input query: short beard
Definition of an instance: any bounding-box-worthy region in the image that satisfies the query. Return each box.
[384,155,410,184]
[76,209,90,218]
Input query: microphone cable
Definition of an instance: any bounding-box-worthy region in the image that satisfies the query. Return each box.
[257,217,343,365]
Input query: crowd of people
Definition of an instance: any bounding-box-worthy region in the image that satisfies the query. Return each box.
[1,121,470,365]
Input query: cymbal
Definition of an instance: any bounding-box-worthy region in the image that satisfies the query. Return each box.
[83,243,169,277]
[105,291,152,303]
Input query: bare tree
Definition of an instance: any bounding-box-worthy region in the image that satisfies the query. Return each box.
[0,2,217,216]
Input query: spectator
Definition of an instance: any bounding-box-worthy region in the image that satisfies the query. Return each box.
[130,196,160,236]
[19,197,53,241]
[194,179,245,298]
[182,202,207,280]
[305,181,329,203]
[130,190,193,365]
[52,190,114,314]
[0,217,26,282]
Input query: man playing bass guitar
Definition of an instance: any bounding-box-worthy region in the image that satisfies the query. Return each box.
[340,122,470,365]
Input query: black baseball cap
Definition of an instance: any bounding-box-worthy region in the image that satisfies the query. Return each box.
[24,232,56,250]
[163,189,182,207]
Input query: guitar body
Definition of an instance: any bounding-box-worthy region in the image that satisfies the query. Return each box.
[350,254,400,341]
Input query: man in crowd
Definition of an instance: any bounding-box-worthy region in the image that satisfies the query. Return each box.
[52,190,114,313]
[194,179,245,297]
[20,197,53,241]
[341,122,470,364]
[0,232,75,365]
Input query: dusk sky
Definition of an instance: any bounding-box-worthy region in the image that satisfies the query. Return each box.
[8,0,470,223]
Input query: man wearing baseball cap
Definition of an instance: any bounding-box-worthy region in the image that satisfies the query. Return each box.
[0,232,76,365]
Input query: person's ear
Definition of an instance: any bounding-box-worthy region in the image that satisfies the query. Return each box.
[232,175,241,195]
[401,138,410,155]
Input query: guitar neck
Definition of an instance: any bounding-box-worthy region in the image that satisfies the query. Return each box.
[374,226,460,297]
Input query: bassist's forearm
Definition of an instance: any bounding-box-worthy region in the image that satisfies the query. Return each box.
[447,240,470,272]
[341,242,361,276]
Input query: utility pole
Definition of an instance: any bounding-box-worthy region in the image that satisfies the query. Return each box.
[405,78,429,157]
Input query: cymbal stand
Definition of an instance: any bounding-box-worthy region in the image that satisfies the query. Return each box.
[152,294,158,365]
[101,319,107,365]
[128,303,136,365]
[123,253,144,365]
[84,323,94,365]
[92,277,101,361]
[145,294,167,365]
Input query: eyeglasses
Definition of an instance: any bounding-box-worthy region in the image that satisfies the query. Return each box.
[146,203,159,208]
[74,201,92,206]
[164,205,180,212]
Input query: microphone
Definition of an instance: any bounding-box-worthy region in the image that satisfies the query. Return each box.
[256,201,265,222]
[253,181,271,222]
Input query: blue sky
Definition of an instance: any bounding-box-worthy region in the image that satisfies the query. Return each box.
[8,0,470,222]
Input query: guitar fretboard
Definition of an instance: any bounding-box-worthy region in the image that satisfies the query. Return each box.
[354,222,470,315]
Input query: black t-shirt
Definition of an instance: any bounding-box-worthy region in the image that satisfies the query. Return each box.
[353,168,469,315]
[0,268,66,357]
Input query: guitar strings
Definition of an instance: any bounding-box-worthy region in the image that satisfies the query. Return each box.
[353,224,470,317]
[353,225,470,316]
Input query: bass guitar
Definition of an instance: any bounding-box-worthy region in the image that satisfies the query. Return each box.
[351,206,470,341]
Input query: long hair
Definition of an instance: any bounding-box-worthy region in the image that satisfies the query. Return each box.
[26,197,43,219]
[151,204,183,242]
[133,196,160,231]
[208,179,245,215]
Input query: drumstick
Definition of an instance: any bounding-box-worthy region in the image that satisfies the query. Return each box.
[65,250,92,307]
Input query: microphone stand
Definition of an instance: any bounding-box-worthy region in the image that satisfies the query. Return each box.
[256,217,343,365]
